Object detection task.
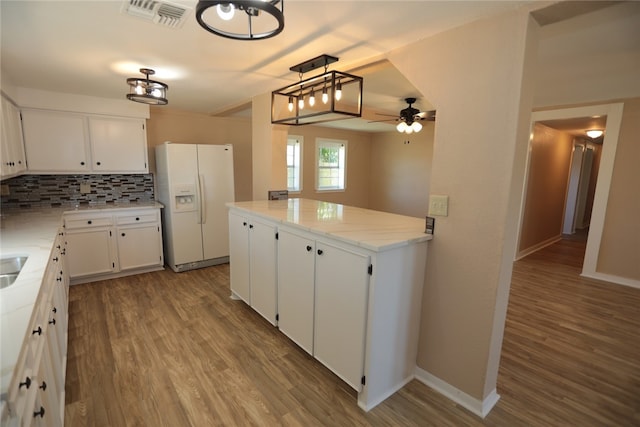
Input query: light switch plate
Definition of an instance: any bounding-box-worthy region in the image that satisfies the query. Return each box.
[428,195,449,217]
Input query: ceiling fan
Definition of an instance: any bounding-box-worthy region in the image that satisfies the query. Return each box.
[370,97,436,134]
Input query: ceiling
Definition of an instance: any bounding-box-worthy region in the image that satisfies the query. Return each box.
[0,0,537,132]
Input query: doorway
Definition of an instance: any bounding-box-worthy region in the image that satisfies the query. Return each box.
[515,103,624,278]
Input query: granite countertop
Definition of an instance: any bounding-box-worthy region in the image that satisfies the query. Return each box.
[226,198,432,252]
[0,201,164,398]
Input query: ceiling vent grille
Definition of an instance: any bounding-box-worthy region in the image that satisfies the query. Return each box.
[122,0,190,29]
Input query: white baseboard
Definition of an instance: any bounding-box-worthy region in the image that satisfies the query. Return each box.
[357,375,414,412]
[581,271,640,290]
[414,367,500,418]
[515,235,562,261]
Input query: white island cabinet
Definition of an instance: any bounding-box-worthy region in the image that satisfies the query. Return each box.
[227,198,431,411]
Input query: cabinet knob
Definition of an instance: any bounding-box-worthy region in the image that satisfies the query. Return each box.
[135,217,140,221]
[87,220,92,224]
[19,377,31,389]
[80,161,85,166]
[32,326,42,336]
[121,233,126,237]
[56,277,62,282]
[249,224,254,229]
[96,161,101,166]
[52,257,58,262]
[242,222,247,226]
[52,307,57,313]
[39,381,47,391]
[49,318,56,325]
[56,245,61,249]
[306,245,312,252]
[317,249,323,255]
[33,406,45,418]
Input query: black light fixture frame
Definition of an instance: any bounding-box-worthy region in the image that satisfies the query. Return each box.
[126,68,168,105]
[271,54,363,126]
[196,0,285,41]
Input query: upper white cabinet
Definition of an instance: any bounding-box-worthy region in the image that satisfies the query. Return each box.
[1,95,27,178]
[21,109,148,174]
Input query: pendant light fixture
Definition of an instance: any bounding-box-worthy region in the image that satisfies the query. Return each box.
[271,54,363,126]
[195,1,285,41]
[126,68,168,105]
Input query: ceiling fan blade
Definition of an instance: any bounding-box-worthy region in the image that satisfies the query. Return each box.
[368,118,397,123]
[375,112,399,117]
[416,111,427,118]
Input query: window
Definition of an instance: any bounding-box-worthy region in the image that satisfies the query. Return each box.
[287,136,302,192]
[316,138,347,191]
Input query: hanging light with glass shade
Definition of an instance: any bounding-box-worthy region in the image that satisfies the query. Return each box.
[126,68,168,105]
[195,0,285,41]
[271,54,363,126]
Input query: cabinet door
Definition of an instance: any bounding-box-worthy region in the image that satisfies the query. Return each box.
[66,228,115,278]
[1,95,27,177]
[249,219,278,325]
[314,241,370,392]
[89,117,147,172]
[117,224,163,270]
[229,212,250,303]
[21,109,89,172]
[277,229,315,354]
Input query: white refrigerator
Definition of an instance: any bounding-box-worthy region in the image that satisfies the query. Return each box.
[155,142,235,272]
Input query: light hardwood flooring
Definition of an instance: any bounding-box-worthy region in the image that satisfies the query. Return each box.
[64,238,640,426]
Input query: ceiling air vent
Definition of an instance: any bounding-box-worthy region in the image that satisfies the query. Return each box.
[122,0,190,29]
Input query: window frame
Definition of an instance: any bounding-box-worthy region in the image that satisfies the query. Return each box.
[315,138,347,192]
[287,135,303,193]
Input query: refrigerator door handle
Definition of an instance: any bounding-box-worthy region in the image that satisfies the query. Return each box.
[198,174,206,224]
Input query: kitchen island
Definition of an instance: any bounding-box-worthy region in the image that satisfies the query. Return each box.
[227,198,431,411]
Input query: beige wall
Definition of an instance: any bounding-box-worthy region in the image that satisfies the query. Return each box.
[597,98,640,281]
[287,125,372,208]
[369,125,434,217]
[388,8,537,402]
[146,107,253,202]
[518,123,572,253]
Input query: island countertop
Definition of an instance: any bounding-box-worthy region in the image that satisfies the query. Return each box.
[226,198,432,252]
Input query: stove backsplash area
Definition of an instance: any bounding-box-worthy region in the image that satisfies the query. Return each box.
[1,174,155,209]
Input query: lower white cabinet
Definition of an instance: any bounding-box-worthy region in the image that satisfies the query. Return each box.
[228,211,277,325]
[3,228,69,426]
[64,207,164,284]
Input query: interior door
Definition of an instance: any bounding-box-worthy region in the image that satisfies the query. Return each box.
[198,145,235,260]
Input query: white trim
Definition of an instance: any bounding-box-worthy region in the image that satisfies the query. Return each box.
[357,375,414,412]
[581,272,640,290]
[414,367,500,418]
[520,104,624,280]
[516,234,562,260]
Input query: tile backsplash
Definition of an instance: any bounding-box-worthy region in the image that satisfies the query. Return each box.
[0,174,155,209]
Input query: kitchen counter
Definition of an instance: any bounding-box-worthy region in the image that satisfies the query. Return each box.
[226,198,432,252]
[0,201,164,397]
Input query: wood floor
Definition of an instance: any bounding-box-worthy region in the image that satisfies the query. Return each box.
[64,238,640,426]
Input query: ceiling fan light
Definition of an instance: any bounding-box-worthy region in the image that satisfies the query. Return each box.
[396,122,407,133]
[586,129,603,139]
[216,3,235,20]
[411,121,422,132]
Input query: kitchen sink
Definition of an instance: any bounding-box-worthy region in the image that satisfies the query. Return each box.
[0,256,28,289]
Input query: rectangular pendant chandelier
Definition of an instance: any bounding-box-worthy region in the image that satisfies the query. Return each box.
[271,55,363,126]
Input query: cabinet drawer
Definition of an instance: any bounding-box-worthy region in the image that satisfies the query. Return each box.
[64,216,113,229]
[116,212,157,225]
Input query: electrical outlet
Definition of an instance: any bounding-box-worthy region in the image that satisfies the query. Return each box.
[428,195,449,217]
[80,182,92,194]
[0,184,9,196]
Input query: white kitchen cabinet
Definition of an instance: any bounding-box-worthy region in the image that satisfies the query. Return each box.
[276,228,315,355]
[21,109,148,174]
[228,211,278,325]
[88,116,148,173]
[1,95,27,178]
[21,109,90,173]
[64,207,163,284]
[2,228,69,426]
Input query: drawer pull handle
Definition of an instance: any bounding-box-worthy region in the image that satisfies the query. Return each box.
[39,381,47,391]
[87,220,92,224]
[306,245,312,252]
[49,318,56,326]
[317,249,323,255]
[19,377,31,389]
[33,406,45,418]
[32,326,42,336]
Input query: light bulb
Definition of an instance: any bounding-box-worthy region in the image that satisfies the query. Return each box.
[405,126,414,135]
[298,97,304,110]
[335,82,342,101]
[309,90,315,107]
[151,88,162,98]
[396,122,407,133]
[322,87,328,104]
[288,96,294,112]
[217,3,235,20]
[411,121,422,132]
[135,84,144,95]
